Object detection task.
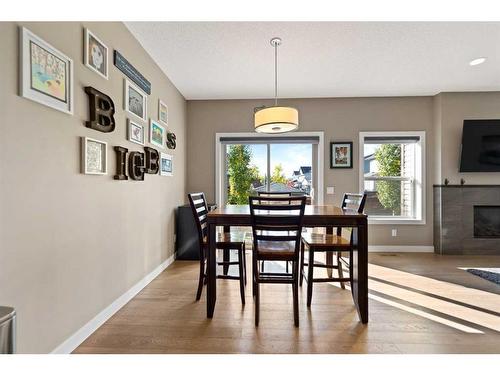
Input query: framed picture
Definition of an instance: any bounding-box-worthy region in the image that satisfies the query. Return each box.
[330,142,353,168]
[160,153,172,176]
[19,27,74,114]
[127,119,145,146]
[150,119,165,148]
[158,99,168,125]
[84,28,108,79]
[124,79,147,121]
[81,137,107,175]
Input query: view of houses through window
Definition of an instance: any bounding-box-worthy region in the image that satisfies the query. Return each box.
[225,143,313,205]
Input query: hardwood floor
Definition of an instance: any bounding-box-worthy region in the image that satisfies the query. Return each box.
[74,253,500,354]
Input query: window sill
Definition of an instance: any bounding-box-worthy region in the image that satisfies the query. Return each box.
[368,217,426,225]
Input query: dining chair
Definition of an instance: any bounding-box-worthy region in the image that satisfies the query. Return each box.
[249,195,306,327]
[188,192,247,304]
[300,192,367,307]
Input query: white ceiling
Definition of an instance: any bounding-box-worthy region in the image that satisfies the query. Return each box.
[125,22,500,100]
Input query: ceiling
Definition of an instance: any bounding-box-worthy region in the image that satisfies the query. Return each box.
[125,22,500,100]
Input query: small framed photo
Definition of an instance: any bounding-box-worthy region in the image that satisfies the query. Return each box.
[127,119,145,145]
[81,137,107,175]
[158,99,168,125]
[84,28,108,79]
[124,79,147,121]
[160,153,172,176]
[330,142,353,169]
[19,27,74,114]
[150,119,165,148]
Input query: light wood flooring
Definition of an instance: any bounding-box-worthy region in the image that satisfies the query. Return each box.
[74,253,500,354]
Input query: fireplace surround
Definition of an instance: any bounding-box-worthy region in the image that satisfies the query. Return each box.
[434,185,500,254]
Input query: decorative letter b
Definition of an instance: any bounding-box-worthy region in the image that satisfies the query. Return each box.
[85,86,116,133]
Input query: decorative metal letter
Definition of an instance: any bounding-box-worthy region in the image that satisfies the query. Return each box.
[166,132,177,150]
[85,86,116,133]
[144,147,160,174]
[114,146,128,180]
[128,151,145,181]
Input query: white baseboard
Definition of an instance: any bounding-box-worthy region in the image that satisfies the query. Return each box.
[51,253,176,354]
[369,245,434,253]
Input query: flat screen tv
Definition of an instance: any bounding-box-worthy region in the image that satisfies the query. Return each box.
[459,119,500,172]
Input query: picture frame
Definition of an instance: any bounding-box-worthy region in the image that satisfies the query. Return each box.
[81,137,107,175]
[150,119,165,149]
[330,141,353,168]
[158,99,168,125]
[124,79,147,122]
[160,153,173,176]
[19,27,74,114]
[127,119,145,146]
[84,28,108,79]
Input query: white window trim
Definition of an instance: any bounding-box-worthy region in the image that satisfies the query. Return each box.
[215,132,324,207]
[359,131,426,225]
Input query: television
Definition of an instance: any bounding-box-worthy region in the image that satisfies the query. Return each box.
[459,119,500,172]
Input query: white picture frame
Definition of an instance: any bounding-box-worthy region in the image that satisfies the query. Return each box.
[150,119,165,149]
[158,99,168,125]
[124,79,147,122]
[127,119,145,146]
[160,153,173,176]
[81,137,107,175]
[19,27,74,115]
[84,28,109,79]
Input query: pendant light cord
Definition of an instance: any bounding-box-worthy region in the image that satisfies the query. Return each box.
[274,41,278,106]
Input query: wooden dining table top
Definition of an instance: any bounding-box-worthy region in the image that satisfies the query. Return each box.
[208,204,367,218]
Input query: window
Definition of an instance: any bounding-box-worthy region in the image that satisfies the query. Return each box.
[216,133,324,206]
[359,131,425,224]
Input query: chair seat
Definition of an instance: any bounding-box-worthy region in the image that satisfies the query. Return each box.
[255,240,296,261]
[301,233,351,248]
[202,232,247,247]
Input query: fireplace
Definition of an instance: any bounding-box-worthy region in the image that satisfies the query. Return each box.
[474,206,500,238]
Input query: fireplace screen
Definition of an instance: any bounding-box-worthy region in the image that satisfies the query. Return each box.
[474,206,500,238]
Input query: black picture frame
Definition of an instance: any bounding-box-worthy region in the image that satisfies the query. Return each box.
[330,141,353,169]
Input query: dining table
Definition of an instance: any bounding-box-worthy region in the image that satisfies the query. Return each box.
[205,204,369,323]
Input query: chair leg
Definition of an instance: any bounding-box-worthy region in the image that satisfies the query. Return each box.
[238,248,245,305]
[326,252,333,278]
[293,260,299,327]
[242,245,247,285]
[255,274,260,326]
[196,259,205,301]
[337,252,345,289]
[299,241,305,286]
[252,253,257,298]
[261,260,265,272]
[307,248,314,307]
[286,261,289,273]
[223,249,230,275]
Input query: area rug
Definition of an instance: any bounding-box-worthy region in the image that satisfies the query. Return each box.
[466,268,500,286]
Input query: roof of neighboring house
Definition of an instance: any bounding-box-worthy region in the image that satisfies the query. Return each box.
[364,153,375,161]
[299,166,311,173]
[253,182,304,193]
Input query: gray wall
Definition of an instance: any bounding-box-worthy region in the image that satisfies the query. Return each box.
[0,22,186,353]
[187,97,434,246]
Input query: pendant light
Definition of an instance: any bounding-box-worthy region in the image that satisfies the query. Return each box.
[254,37,299,134]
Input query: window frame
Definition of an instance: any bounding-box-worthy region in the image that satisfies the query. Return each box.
[359,131,426,225]
[215,132,324,206]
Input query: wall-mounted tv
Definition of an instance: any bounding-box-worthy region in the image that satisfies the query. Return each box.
[460,120,500,172]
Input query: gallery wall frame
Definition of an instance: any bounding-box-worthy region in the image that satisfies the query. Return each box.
[150,119,165,149]
[84,28,109,80]
[19,27,74,114]
[81,137,107,175]
[124,79,147,122]
[330,141,353,169]
[127,119,145,146]
[160,153,173,176]
[158,99,168,125]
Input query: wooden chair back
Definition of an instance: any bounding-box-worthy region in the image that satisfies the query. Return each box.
[249,196,307,258]
[337,192,367,238]
[188,192,209,252]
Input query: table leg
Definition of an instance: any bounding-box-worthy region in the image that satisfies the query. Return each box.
[351,223,368,323]
[207,222,217,318]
